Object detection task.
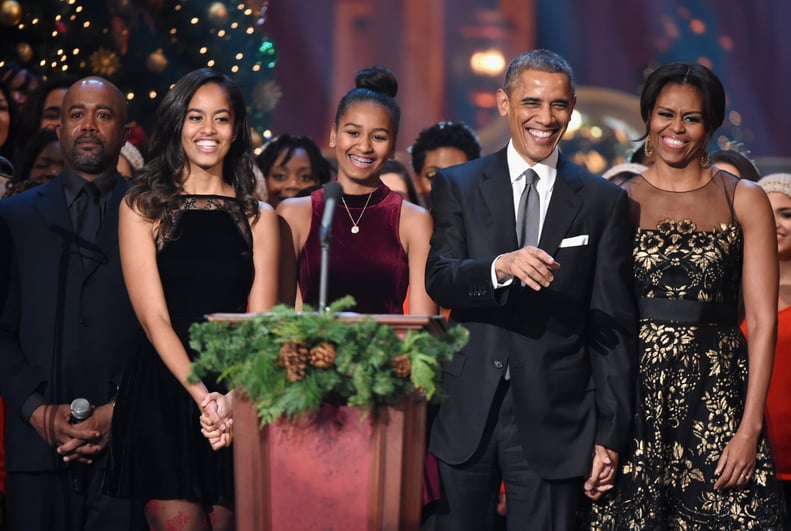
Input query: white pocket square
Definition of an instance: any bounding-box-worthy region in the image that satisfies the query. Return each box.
[559,235,589,248]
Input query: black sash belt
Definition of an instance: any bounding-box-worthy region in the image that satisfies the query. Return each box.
[638,298,737,326]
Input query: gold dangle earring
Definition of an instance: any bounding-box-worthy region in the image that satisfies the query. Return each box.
[700,151,711,168]
[644,139,654,157]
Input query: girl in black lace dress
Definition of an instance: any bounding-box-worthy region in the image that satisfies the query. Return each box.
[104,69,279,530]
[587,64,784,529]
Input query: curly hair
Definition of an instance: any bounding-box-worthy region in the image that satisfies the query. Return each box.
[409,121,481,175]
[126,68,258,238]
[256,133,332,185]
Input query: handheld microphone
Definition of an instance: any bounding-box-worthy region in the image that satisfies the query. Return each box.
[69,398,93,494]
[320,182,343,245]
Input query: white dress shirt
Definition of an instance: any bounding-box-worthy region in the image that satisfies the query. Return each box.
[491,141,559,288]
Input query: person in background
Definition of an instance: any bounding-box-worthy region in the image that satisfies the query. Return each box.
[103,68,278,531]
[752,173,791,528]
[256,133,332,208]
[277,65,436,316]
[117,140,144,181]
[18,74,78,140]
[410,121,481,207]
[2,129,64,198]
[0,63,41,114]
[0,82,21,171]
[712,149,761,182]
[601,161,648,185]
[380,158,420,204]
[0,76,145,530]
[0,156,13,199]
[424,49,636,531]
[588,63,783,529]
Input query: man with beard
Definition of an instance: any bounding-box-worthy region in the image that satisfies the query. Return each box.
[0,77,144,530]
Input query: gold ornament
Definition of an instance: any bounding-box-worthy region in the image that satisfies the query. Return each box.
[0,0,22,27]
[252,80,283,112]
[207,2,229,27]
[16,42,33,63]
[145,49,168,73]
[90,48,121,77]
[700,151,711,168]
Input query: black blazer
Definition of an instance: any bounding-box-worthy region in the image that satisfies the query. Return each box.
[426,148,637,480]
[0,174,141,472]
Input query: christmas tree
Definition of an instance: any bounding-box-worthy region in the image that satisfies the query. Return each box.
[0,0,281,140]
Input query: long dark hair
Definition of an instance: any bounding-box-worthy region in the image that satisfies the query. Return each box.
[127,68,258,237]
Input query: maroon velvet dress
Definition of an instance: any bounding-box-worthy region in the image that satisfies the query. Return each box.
[298,183,408,314]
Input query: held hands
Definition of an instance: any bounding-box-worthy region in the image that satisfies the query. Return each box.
[713,430,758,490]
[584,445,619,501]
[495,246,559,291]
[200,391,234,451]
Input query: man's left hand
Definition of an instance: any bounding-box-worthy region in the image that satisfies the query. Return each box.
[584,444,619,501]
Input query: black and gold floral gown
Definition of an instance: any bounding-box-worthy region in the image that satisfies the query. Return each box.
[588,171,784,529]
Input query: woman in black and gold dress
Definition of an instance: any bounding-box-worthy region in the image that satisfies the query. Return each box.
[104,69,278,530]
[587,64,784,528]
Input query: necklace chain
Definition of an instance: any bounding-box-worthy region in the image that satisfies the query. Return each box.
[341,192,374,234]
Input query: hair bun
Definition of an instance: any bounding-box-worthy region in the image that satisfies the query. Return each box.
[354,65,398,98]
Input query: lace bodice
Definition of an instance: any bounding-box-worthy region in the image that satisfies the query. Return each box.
[623,171,743,304]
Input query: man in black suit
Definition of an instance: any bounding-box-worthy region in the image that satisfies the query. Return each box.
[0,77,143,530]
[424,49,637,530]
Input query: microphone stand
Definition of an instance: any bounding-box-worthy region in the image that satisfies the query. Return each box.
[319,234,330,313]
[318,182,342,313]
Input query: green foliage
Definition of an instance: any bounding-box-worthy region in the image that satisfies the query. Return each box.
[189,296,469,427]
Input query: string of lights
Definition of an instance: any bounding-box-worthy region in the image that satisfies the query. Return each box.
[0,0,281,137]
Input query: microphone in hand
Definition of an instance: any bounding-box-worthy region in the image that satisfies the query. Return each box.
[69,398,92,494]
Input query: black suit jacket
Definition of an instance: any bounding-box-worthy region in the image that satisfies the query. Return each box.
[426,148,637,480]
[0,174,141,472]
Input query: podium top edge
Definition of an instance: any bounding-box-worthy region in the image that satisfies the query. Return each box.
[205,312,449,334]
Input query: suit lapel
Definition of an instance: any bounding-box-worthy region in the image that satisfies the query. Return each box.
[479,148,520,250]
[33,177,72,236]
[540,156,584,255]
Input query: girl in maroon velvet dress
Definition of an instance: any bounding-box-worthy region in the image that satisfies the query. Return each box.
[276,65,436,316]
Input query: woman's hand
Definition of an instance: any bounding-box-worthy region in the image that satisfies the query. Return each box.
[199,391,234,450]
[713,430,758,490]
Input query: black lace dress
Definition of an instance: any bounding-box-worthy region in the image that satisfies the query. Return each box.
[587,172,784,529]
[104,196,253,506]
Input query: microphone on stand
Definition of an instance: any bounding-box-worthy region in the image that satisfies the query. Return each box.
[319,182,343,313]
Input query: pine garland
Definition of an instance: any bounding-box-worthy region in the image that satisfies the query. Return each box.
[189,296,469,427]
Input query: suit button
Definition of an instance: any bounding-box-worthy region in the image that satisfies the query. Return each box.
[80,318,88,326]
[494,361,504,369]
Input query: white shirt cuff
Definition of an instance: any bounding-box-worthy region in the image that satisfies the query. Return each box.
[491,254,514,288]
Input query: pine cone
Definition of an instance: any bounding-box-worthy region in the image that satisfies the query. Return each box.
[279,341,309,382]
[309,342,336,368]
[391,354,411,378]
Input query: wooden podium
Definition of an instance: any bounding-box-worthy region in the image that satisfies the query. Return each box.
[206,313,447,531]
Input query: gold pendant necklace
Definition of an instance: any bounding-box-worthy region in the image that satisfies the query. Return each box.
[341,191,374,234]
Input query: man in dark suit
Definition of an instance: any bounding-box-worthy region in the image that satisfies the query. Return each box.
[424,49,637,530]
[0,77,143,530]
